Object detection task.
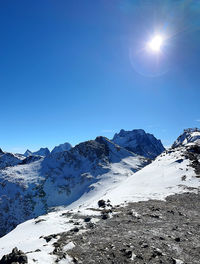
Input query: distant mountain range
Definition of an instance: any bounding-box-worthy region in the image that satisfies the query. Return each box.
[0,129,164,172]
[20,129,165,159]
[23,142,72,157]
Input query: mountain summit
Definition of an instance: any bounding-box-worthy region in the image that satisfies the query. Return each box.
[24,147,50,157]
[0,149,4,154]
[51,142,72,154]
[112,129,165,159]
[172,128,200,148]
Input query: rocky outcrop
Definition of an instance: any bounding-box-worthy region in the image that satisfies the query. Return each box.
[172,128,200,148]
[0,149,4,155]
[171,128,200,177]
[0,247,27,264]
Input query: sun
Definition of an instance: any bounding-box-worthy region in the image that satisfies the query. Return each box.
[147,35,163,52]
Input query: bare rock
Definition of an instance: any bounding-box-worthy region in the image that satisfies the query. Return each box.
[0,247,28,264]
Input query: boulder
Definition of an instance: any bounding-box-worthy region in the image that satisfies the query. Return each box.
[0,247,28,264]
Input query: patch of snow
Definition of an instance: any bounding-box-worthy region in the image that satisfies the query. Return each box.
[174,259,184,264]
[63,242,75,251]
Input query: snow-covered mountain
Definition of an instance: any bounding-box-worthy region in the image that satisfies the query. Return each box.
[0,150,25,170]
[51,142,72,154]
[0,129,199,264]
[23,149,32,157]
[172,128,200,148]
[112,129,165,159]
[24,148,50,157]
[67,128,200,208]
[0,136,149,237]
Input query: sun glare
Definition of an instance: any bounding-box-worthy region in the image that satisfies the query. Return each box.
[147,35,163,52]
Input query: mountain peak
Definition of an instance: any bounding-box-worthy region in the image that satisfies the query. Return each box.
[34,148,50,156]
[112,129,165,159]
[118,129,145,137]
[24,149,32,157]
[172,128,200,148]
[0,148,4,155]
[51,142,72,155]
[24,148,50,157]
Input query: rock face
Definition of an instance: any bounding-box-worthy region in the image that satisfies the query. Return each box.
[112,129,165,159]
[0,149,4,155]
[171,128,200,177]
[0,247,27,264]
[51,142,72,154]
[172,128,200,148]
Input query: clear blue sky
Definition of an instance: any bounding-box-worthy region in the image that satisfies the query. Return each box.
[0,0,200,153]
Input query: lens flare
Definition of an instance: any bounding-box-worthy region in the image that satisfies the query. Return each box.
[147,35,163,52]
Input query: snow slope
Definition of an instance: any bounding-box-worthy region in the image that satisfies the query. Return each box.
[100,148,199,205]
[0,129,199,263]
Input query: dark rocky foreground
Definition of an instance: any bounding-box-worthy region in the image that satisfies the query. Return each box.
[1,191,200,264]
[55,191,200,264]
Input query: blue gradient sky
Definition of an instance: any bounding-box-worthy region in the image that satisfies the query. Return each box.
[0,0,200,153]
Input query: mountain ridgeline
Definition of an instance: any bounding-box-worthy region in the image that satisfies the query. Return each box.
[0,129,163,237]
